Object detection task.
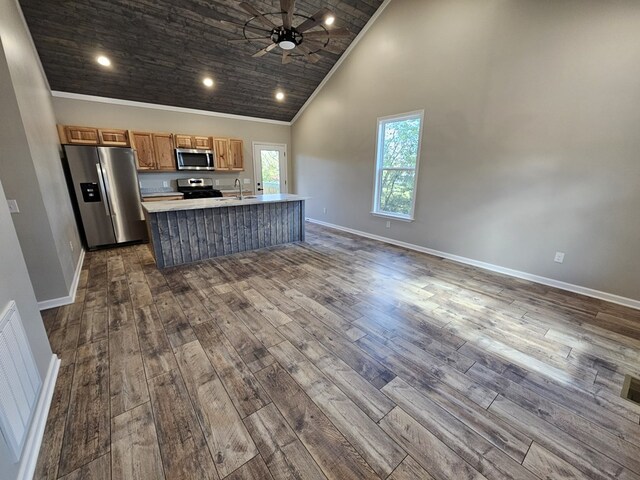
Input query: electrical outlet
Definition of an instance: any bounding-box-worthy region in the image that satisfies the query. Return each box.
[7,199,19,214]
[386,220,391,228]
[215,180,220,186]
[162,181,169,188]
[244,178,250,184]
[69,241,74,252]
[554,251,565,264]
[323,207,327,214]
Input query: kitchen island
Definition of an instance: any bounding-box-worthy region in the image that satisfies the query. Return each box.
[142,194,307,268]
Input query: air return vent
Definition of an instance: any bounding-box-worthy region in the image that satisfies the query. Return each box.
[621,375,640,405]
[0,301,42,461]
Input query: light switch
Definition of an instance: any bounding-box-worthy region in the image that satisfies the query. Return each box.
[243,178,250,184]
[7,199,19,214]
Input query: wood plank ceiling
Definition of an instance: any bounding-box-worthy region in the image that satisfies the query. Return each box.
[18,0,384,122]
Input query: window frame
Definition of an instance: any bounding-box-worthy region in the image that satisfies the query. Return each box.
[371,110,425,222]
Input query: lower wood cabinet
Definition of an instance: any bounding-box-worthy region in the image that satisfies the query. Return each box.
[142,195,183,202]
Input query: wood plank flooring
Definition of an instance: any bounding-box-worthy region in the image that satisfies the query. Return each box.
[36,222,640,479]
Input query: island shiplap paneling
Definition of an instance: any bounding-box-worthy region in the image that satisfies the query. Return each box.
[147,201,305,268]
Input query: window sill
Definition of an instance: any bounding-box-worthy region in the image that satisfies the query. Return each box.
[371,211,414,223]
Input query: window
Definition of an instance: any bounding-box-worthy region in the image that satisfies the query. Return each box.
[372,111,424,221]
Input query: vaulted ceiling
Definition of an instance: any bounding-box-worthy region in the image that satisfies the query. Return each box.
[18,0,384,122]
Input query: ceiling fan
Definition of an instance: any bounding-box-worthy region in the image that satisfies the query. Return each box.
[226,1,351,64]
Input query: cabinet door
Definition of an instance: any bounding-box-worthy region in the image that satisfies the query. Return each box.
[98,129,130,146]
[65,126,100,145]
[194,136,213,150]
[214,138,230,170]
[229,139,244,171]
[130,132,156,170]
[174,134,194,149]
[153,133,176,170]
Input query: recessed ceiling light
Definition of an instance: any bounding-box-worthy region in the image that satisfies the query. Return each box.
[325,15,335,26]
[275,91,285,101]
[203,77,214,87]
[96,55,111,67]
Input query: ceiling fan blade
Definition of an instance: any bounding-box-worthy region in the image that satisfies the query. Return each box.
[282,51,292,64]
[227,37,272,43]
[252,42,278,58]
[280,0,295,29]
[303,28,351,39]
[298,44,321,64]
[296,8,331,33]
[239,2,277,29]
[219,20,272,36]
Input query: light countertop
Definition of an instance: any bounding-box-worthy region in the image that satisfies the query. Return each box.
[142,193,308,213]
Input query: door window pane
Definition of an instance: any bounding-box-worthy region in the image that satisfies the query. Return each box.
[261,150,281,194]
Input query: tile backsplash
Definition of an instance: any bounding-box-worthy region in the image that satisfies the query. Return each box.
[138,171,253,191]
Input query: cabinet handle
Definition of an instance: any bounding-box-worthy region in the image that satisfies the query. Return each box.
[95,163,111,217]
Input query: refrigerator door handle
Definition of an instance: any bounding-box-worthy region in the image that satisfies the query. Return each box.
[95,163,111,218]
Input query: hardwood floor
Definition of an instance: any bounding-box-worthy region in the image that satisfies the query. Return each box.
[36,222,640,479]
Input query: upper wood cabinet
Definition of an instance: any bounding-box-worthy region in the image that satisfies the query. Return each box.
[131,131,176,171]
[229,139,244,171]
[214,138,229,170]
[214,138,244,171]
[174,135,213,150]
[98,129,129,147]
[58,125,130,147]
[174,134,193,149]
[194,136,213,150]
[57,124,242,173]
[153,133,176,170]
[62,126,100,145]
[130,131,156,170]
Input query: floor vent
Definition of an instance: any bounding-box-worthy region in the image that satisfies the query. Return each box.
[621,375,640,405]
[0,301,42,461]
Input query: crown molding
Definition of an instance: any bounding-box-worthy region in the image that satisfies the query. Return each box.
[291,0,393,125]
[50,91,292,126]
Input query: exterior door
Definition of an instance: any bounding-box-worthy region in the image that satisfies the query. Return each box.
[253,143,287,194]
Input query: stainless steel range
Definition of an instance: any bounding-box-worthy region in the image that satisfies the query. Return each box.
[177,178,223,199]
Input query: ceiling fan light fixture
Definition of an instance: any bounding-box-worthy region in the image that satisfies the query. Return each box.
[279,40,296,50]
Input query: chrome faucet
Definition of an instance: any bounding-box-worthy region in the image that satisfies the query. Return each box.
[234,178,243,200]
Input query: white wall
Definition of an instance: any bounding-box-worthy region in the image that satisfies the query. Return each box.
[292,0,640,302]
[52,96,292,192]
[0,177,55,478]
[0,0,81,303]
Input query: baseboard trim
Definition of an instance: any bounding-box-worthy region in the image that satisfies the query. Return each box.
[306,218,640,311]
[16,354,61,480]
[38,249,85,310]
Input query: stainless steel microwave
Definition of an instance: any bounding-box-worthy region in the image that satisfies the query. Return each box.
[175,148,215,171]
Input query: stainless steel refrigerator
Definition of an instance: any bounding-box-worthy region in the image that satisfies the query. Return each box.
[64,145,147,249]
